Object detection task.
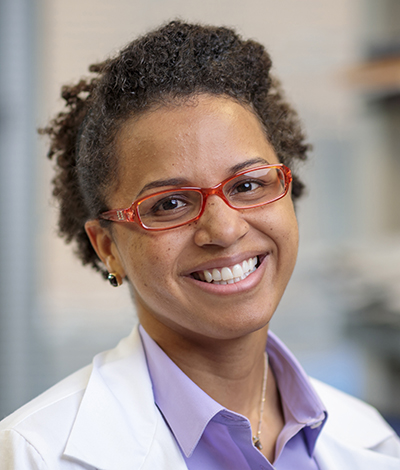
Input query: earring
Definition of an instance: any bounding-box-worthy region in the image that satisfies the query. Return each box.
[108,272,122,287]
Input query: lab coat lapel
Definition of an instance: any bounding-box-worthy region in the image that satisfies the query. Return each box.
[315,433,400,470]
[63,327,187,470]
[311,378,400,470]
[60,330,398,470]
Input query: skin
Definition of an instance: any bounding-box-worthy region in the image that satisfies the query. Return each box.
[86,94,299,462]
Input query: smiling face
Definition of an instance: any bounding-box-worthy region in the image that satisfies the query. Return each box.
[86,95,299,345]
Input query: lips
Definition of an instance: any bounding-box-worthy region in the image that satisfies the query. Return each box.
[191,256,260,285]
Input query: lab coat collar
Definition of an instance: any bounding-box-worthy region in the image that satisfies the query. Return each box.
[63,326,187,470]
[315,432,400,470]
[312,378,400,470]
[61,326,398,470]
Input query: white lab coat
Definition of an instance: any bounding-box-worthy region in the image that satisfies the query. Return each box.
[0,327,399,470]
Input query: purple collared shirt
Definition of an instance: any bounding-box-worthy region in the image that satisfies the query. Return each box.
[140,326,327,469]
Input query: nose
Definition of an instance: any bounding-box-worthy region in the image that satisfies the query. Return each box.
[193,195,249,248]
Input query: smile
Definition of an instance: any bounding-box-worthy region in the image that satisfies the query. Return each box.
[191,256,260,285]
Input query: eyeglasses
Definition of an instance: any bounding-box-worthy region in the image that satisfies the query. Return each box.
[99,164,292,231]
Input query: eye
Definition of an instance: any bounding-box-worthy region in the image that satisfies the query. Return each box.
[225,168,284,206]
[137,190,202,228]
[233,180,263,193]
[138,190,201,224]
[229,178,266,197]
[151,195,188,214]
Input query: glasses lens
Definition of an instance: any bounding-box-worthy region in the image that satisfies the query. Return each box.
[224,167,286,208]
[137,190,202,228]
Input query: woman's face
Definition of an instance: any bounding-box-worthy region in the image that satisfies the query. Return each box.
[88,95,299,342]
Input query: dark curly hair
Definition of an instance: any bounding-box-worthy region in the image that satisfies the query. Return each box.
[41,20,310,279]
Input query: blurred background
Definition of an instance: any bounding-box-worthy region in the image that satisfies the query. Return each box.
[0,0,399,431]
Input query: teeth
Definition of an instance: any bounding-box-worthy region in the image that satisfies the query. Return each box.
[221,267,233,281]
[196,256,259,285]
[212,268,222,281]
[242,260,249,273]
[232,264,243,278]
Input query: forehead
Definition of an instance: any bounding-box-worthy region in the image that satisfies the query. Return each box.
[113,95,278,197]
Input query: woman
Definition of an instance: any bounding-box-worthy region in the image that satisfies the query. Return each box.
[0,20,399,470]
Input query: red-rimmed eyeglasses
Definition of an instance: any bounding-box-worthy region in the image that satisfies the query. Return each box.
[99,164,292,231]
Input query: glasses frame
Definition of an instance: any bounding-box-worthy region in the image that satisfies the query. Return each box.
[99,164,292,231]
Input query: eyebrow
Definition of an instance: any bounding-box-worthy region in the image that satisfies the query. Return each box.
[137,157,269,197]
[137,178,190,197]
[229,157,269,174]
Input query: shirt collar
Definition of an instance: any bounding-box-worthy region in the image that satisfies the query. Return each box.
[267,332,326,423]
[139,326,223,457]
[140,326,327,458]
[266,332,327,457]
[63,326,187,470]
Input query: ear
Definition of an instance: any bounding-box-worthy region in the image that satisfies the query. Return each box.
[85,220,126,278]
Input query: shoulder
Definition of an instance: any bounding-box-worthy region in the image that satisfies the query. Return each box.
[1,363,91,434]
[0,365,91,469]
[0,366,91,430]
[311,378,400,457]
[0,327,164,470]
[0,327,143,434]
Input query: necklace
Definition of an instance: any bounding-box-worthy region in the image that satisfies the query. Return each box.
[252,351,269,451]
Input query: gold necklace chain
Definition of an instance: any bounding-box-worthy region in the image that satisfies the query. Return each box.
[252,351,268,450]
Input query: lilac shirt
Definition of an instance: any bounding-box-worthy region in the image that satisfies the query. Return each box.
[140,326,327,469]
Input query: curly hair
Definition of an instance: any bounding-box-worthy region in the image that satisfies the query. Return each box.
[41,20,310,279]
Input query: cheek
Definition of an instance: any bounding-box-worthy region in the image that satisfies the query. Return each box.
[255,200,298,238]
[280,205,299,239]
[280,209,299,274]
[120,231,181,289]
[280,205,299,252]
[257,203,299,274]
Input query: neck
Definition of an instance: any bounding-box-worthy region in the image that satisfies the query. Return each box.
[140,315,268,415]
[140,317,285,462]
